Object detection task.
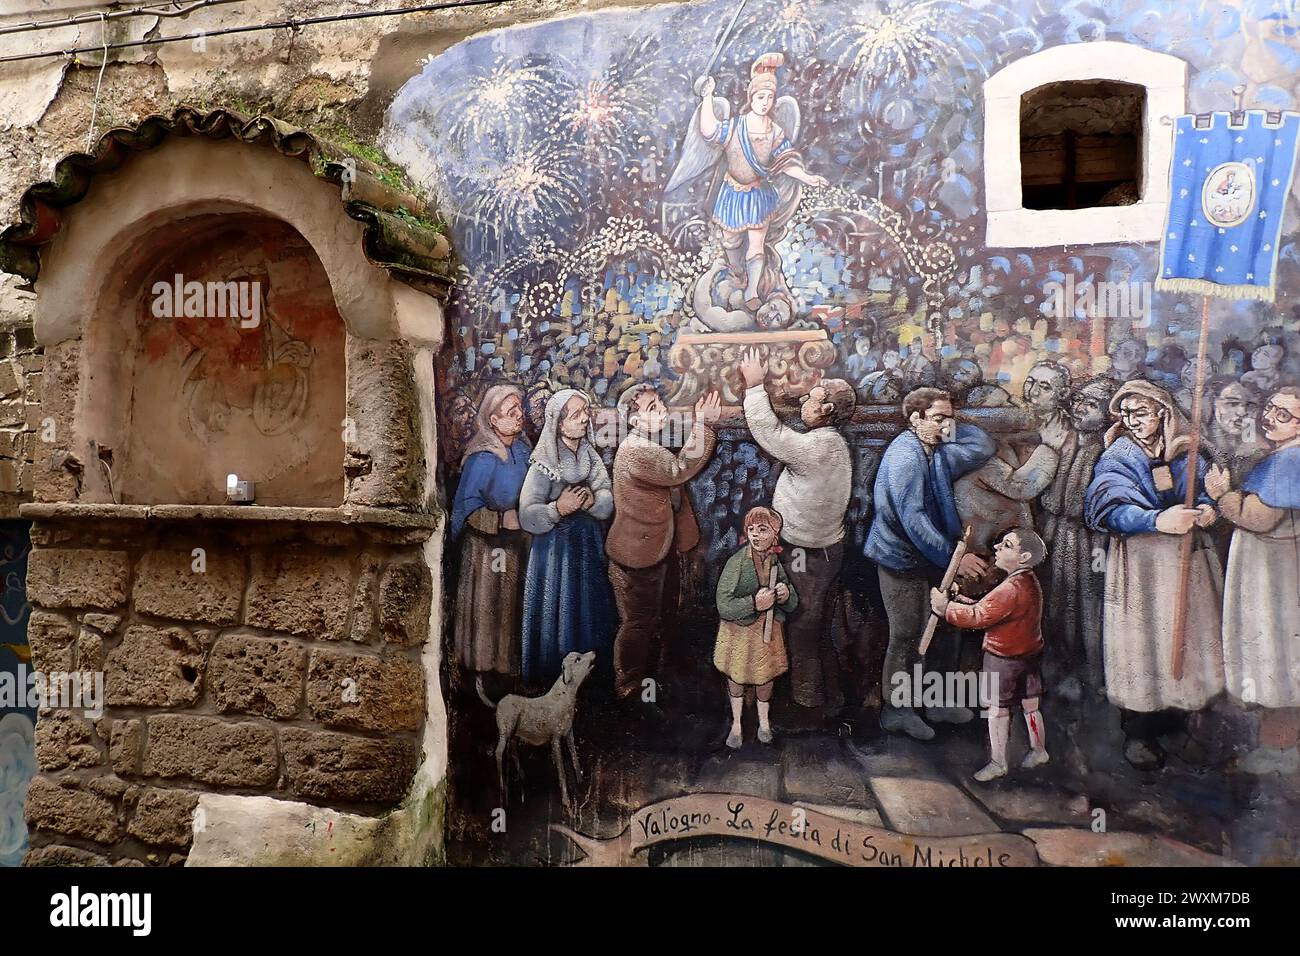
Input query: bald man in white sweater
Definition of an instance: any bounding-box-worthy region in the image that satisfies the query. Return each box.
[739,349,855,717]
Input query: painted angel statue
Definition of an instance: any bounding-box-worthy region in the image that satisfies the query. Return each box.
[666,52,827,332]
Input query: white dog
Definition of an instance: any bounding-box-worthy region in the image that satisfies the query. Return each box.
[477,650,596,811]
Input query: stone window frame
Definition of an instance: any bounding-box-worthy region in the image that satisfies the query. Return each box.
[984,41,1187,247]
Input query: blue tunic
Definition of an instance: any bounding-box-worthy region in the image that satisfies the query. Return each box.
[1241,445,1300,510]
[709,117,793,232]
[1084,436,1212,535]
[450,442,531,539]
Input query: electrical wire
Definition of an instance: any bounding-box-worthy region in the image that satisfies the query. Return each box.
[0,0,511,65]
[86,12,109,151]
[0,0,247,38]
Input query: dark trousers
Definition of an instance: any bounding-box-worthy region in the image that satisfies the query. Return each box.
[783,539,846,710]
[609,556,679,700]
[878,564,960,709]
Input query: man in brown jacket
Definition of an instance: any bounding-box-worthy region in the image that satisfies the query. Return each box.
[607,384,721,702]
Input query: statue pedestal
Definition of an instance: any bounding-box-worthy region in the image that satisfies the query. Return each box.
[667,329,837,405]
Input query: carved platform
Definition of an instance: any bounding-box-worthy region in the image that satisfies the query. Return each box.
[666,329,838,405]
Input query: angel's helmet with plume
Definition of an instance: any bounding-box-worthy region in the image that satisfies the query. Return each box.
[744,52,784,116]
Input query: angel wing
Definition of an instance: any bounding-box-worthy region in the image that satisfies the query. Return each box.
[773,95,800,147]
[664,96,731,196]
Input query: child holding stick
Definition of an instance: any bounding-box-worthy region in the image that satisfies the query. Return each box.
[714,506,799,748]
[930,527,1049,781]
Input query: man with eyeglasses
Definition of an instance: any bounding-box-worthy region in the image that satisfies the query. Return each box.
[1206,386,1300,774]
[1084,380,1225,770]
[867,387,996,741]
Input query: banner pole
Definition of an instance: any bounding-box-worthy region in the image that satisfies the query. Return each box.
[1170,295,1212,679]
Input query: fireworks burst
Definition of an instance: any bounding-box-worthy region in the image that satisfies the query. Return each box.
[834,0,964,84]
[557,73,643,163]
[458,139,585,234]
[552,33,662,172]
[446,58,566,150]
[737,0,821,55]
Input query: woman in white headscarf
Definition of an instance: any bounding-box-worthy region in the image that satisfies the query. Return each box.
[518,389,615,684]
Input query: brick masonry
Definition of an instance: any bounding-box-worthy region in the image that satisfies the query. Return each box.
[21,519,433,866]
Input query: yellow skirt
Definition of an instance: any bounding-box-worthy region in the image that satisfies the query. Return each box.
[713,617,789,687]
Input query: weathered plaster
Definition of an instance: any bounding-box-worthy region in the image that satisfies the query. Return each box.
[187,777,446,866]
[31,136,412,343]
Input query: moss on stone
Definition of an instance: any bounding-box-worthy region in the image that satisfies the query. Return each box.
[391,204,450,238]
[309,123,409,191]
[418,777,448,867]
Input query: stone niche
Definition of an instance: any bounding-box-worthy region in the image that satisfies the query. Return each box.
[4,112,453,867]
[89,208,346,506]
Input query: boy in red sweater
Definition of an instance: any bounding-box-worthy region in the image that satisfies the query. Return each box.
[930,528,1048,782]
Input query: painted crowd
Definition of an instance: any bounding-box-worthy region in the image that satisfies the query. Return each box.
[448,330,1300,782]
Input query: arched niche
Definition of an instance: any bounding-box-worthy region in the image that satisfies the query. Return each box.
[10,122,450,511]
[86,206,347,506]
[1,112,453,867]
[32,136,431,347]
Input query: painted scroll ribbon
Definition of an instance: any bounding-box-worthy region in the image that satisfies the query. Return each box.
[552,793,1040,868]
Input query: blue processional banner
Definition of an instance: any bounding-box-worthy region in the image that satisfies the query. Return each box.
[1156,110,1300,302]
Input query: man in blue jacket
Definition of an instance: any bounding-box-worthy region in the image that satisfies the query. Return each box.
[866,387,996,740]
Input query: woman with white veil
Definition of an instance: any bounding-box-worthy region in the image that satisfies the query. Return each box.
[518,389,616,685]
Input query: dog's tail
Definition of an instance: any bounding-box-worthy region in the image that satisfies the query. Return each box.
[475,675,496,711]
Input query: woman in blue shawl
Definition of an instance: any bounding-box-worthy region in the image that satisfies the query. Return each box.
[1084,379,1224,770]
[1206,386,1300,774]
[450,384,531,676]
[518,389,616,685]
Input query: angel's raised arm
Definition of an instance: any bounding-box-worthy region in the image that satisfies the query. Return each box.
[698,76,720,140]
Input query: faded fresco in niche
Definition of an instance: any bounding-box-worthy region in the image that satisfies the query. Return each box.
[384,0,1300,866]
[118,215,346,507]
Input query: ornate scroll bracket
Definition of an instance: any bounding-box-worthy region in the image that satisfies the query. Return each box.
[666,329,837,405]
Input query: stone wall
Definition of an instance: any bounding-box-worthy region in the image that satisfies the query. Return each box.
[0,322,43,513]
[21,512,433,866]
[8,108,446,865]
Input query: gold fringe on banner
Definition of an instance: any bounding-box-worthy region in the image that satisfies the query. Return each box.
[1154,277,1276,302]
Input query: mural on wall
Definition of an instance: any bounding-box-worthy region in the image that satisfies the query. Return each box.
[383,0,1300,866]
[0,523,33,868]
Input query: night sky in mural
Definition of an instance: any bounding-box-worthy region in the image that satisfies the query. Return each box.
[385,0,1299,436]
